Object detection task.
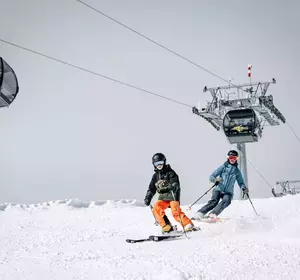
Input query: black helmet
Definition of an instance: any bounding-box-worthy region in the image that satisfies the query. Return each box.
[228,150,238,157]
[152,153,166,164]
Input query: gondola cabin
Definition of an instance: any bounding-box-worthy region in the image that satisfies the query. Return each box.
[0,57,19,107]
[223,108,261,144]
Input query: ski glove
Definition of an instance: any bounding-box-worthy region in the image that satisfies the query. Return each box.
[242,186,249,194]
[155,180,170,194]
[213,176,223,185]
[144,197,151,206]
[157,186,171,194]
[155,180,168,191]
[155,180,168,188]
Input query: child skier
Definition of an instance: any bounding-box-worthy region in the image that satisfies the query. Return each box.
[194,150,249,219]
[144,153,195,233]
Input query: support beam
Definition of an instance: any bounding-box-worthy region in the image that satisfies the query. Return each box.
[236,143,248,200]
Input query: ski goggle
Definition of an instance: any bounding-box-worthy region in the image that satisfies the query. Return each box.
[228,155,238,161]
[153,161,165,167]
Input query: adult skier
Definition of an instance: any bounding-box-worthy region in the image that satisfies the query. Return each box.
[144,153,195,233]
[194,150,249,219]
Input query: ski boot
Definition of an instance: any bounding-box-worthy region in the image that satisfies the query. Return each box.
[161,224,177,234]
[191,212,205,221]
[184,222,200,232]
[208,213,217,219]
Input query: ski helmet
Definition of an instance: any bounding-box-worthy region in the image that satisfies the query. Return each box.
[152,153,166,165]
[227,150,238,157]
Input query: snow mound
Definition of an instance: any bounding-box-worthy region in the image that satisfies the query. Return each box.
[0,198,145,211]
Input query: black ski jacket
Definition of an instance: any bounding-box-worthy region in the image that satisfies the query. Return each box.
[144,164,181,204]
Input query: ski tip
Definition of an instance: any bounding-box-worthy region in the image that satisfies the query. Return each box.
[126,239,135,243]
[126,238,151,243]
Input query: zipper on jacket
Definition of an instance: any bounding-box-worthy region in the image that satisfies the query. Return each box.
[224,165,235,193]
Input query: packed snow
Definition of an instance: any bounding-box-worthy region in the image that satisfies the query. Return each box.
[1,195,300,280]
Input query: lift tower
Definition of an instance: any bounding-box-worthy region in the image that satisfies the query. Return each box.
[192,78,286,199]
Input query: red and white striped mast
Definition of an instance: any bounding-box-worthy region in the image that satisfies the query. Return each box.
[248,64,252,83]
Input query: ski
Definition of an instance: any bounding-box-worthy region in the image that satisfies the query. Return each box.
[191,217,229,223]
[126,234,183,243]
[126,226,201,243]
[126,237,152,243]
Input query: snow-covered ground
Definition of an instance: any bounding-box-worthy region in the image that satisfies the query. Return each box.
[1,195,300,280]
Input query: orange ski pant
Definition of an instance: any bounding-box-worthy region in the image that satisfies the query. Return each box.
[152,200,192,227]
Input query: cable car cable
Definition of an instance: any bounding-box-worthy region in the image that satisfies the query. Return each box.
[0,38,192,109]
[286,121,300,146]
[247,158,273,190]
[75,0,245,90]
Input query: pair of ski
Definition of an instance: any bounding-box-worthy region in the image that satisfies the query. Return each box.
[126,226,201,243]
[191,216,229,223]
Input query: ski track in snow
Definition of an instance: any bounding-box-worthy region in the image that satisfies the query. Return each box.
[1,196,300,279]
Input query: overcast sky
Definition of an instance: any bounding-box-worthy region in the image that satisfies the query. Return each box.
[0,0,299,205]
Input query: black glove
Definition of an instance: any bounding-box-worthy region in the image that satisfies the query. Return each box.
[144,197,151,206]
[155,180,169,193]
[213,176,223,186]
[157,186,170,194]
[242,186,249,194]
[155,180,168,188]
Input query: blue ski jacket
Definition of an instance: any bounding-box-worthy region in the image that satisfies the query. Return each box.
[210,161,246,196]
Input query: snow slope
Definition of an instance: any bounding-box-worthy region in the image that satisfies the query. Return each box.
[1,195,300,280]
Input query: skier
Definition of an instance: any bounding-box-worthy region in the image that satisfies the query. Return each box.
[194,150,249,219]
[144,153,195,233]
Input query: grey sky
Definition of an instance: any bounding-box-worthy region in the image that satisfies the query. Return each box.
[0,0,299,204]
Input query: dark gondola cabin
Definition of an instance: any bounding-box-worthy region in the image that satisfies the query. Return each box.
[223,109,260,144]
[0,57,19,107]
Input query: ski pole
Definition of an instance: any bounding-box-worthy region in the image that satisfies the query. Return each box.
[171,190,188,238]
[245,193,259,216]
[149,204,159,226]
[187,183,217,210]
